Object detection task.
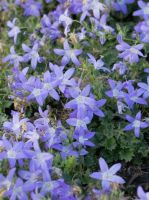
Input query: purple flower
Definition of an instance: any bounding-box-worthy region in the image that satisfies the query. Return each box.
[22,0,42,17]
[116,35,144,64]
[0,0,8,11]
[89,0,106,19]
[3,46,23,67]
[59,9,73,36]
[144,68,149,73]
[90,157,125,191]
[0,139,26,168]
[3,111,28,138]
[134,19,149,43]
[11,67,30,97]
[65,85,106,121]
[54,39,82,66]
[45,0,52,2]
[138,76,149,98]
[23,124,40,149]
[73,129,95,147]
[34,107,50,129]
[66,115,90,132]
[43,71,60,101]
[22,43,42,69]
[5,178,32,200]
[69,0,83,14]
[124,82,147,109]
[112,61,128,75]
[137,186,149,200]
[40,15,61,40]
[76,28,86,41]
[49,63,76,94]
[0,168,16,192]
[133,1,149,20]
[105,79,124,99]
[40,178,76,199]
[117,100,128,114]
[112,0,134,14]
[87,53,110,72]
[26,142,53,179]
[18,165,42,190]
[27,77,47,106]
[7,18,20,44]
[80,0,106,21]
[90,13,114,33]
[124,111,149,137]
[52,144,78,159]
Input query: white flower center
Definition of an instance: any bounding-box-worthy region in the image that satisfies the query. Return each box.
[133,120,141,128]
[32,88,41,97]
[102,172,113,180]
[143,7,149,15]
[2,180,11,190]
[113,89,119,97]
[76,96,85,104]
[13,123,20,131]
[7,149,16,159]
[130,47,138,54]
[44,83,52,90]
[79,136,85,144]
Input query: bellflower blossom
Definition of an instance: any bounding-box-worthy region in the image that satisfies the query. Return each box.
[89,0,106,19]
[43,70,60,101]
[0,0,8,11]
[49,63,76,94]
[80,0,106,21]
[27,77,47,106]
[112,0,134,14]
[137,186,149,200]
[54,39,82,66]
[66,115,90,132]
[11,67,30,98]
[116,35,144,64]
[22,43,42,69]
[3,111,28,138]
[69,0,83,14]
[34,107,50,129]
[124,111,149,137]
[90,13,115,33]
[52,144,78,159]
[5,178,32,200]
[73,128,95,147]
[40,15,61,40]
[90,157,125,191]
[0,168,16,193]
[123,82,147,109]
[23,123,40,148]
[105,79,124,99]
[59,9,73,36]
[40,178,76,200]
[26,142,53,179]
[7,18,20,44]
[133,1,149,20]
[112,61,128,75]
[22,0,42,17]
[87,53,110,72]
[18,164,43,190]
[138,76,149,98]
[134,19,149,43]
[3,46,23,67]
[0,139,27,168]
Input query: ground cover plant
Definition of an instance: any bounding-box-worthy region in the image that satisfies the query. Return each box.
[0,0,149,199]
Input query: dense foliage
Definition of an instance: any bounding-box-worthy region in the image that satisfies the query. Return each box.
[0,0,149,199]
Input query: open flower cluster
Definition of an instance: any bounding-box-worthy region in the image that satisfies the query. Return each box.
[0,0,149,199]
